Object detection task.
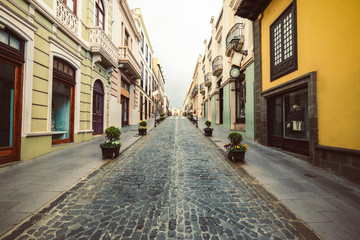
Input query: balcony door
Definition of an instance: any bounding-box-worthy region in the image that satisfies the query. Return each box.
[93,80,104,135]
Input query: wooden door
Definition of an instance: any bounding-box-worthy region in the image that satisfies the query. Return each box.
[93,80,104,134]
[0,59,23,164]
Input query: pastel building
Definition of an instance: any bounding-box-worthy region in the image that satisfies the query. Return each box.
[112,0,141,127]
[235,0,360,183]
[0,0,118,163]
[187,0,255,139]
[132,8,153,122]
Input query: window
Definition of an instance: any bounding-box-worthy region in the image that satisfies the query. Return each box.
[121,81,130,91]
[270,1,297,81]
[235,74,246,123]
[62,0,77,15]
[124,30,129,46]
[140,62,144,89]
[52,58,75,144]
[141,32,144,53]
[145,44,148,62]
[0,29,24,62]
[145,70,148,93]
[95,0,105,30]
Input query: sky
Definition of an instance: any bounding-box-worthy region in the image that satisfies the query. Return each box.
[128,0,223,109]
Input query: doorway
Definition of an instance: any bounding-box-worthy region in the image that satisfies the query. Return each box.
[121,95,129,126]
[219,87,223,124]
[93,80,104,135]
[0,28,24,164]
[268,88,309,155]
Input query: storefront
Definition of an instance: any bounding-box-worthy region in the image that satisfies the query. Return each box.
[51,58,75,144]
[268,87,309,155]
[0,28,24,164]
[261,72,317,157]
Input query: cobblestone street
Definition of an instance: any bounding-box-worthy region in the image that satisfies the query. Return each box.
[3,117,319,240]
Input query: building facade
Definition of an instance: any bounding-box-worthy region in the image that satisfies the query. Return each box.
[0,0,119,163]
[152,57,165,116]
[186,0,255,139]
[112,0,141,127]
[132,8,153,122]
[235,0,360,183]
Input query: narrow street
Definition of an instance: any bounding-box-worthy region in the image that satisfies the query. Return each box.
[3,117,319,240]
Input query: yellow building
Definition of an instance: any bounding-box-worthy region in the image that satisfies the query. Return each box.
[236,0,360,182]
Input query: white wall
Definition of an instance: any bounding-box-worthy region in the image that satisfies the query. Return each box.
[109,95,122,128]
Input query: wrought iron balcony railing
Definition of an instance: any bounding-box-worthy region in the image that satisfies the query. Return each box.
[89,27,118,68]
[191,84,198,98]
[225,23,245,57]
[212,55,223,77]
[204,73,212,87]
[200,83,205,94]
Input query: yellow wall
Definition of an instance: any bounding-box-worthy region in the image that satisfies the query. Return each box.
[261,0,360,150]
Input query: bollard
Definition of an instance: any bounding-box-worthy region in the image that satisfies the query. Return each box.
[196,118,198,128]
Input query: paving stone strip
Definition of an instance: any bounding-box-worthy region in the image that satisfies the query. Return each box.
[2,118,321,240]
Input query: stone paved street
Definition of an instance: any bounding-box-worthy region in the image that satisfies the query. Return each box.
[3,117,320,240]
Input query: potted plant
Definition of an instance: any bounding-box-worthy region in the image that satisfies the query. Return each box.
[99,126,121,159]
[224,132,248,162]
[189,113,194,122]
[138,120,147,135]
[160,113,165,121]
[203,120,213,136]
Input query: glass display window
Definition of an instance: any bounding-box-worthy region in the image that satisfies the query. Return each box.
[284,88,309,140]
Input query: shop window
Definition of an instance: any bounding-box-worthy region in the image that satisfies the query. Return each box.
[270,1,297,81]
[235,74,246,123]
[284,88,309,140]
[95,0,105,30]
[52,58,75,144]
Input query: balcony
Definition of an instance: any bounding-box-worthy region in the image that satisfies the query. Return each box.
[89,27,118,69]
[212,55,223,77]
[200,83,205,94]
[191,84,198,99]
[225,23,245,57]
[56,0,79,35]
[118,46,142,81]
[204,73,212,87]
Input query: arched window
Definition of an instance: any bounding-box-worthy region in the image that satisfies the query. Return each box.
[95,0,105,30]
[63,0,77,15]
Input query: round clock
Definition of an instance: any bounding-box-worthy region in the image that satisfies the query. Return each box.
[230,67,241,78]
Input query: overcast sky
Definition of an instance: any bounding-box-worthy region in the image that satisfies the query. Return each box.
[128,0,223,109]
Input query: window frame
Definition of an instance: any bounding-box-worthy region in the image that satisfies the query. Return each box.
[95,0,105,30]
[52,58,76,145]
[62,0,77,16]
[270,0,297,81]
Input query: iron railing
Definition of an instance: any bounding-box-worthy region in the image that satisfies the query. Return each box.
[204,72,212,87]
[200,83,205,93]
[225,23,244,57]
[212,55,223,76]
